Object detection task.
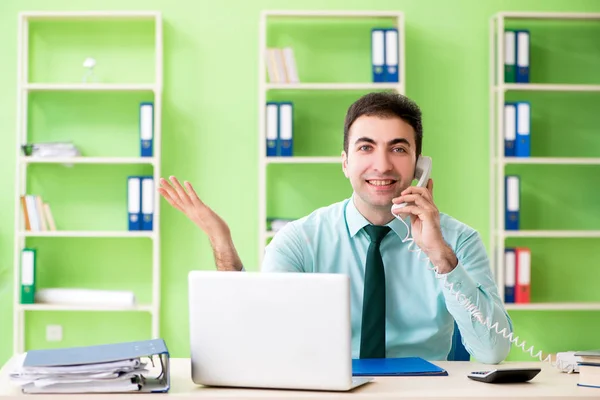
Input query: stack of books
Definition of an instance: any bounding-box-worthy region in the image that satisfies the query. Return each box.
[20,195,56,231]
[265,47,299,83]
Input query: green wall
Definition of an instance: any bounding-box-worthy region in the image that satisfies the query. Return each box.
[1,0,600,367]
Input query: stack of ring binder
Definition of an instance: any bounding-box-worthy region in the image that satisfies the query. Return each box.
[9,339,170,393]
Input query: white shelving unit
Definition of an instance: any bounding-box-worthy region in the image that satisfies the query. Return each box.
[490,12,600,311]
[12,11,163,354]
[257,10,404,266]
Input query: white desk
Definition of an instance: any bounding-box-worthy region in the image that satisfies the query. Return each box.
[0,357,598,399]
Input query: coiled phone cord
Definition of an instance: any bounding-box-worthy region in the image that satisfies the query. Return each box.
[392,211,576,372]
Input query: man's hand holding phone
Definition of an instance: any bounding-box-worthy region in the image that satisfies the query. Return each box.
[391,179,457,274]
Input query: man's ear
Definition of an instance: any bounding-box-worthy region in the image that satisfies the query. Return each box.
[341,150,349,178]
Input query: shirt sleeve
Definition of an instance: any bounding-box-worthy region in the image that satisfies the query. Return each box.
[261,223,306,273]
[440,230,513,364]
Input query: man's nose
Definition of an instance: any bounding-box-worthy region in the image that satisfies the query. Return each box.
[373,151,393,172]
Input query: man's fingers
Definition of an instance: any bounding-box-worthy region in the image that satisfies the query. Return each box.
[158,187,184,213]
[158,177,181,203]
[401,185,433,203]
[184,181,205,207]
[392,204,424,217]
[169,176,192,206]
[393,194,435,210]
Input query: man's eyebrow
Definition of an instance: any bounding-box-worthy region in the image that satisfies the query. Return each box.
[388,138,411,147]
[354,137,376,145]
[354,137,411,147]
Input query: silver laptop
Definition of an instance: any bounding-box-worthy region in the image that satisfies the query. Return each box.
[188,271,372,391]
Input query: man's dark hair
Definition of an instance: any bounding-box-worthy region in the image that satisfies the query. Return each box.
[343,92,423,156]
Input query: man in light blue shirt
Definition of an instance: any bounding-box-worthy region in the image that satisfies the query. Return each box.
[158,92,512,364]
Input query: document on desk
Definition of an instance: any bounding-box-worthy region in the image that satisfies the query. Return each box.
[352,357,448,376]
[8,339,170,393]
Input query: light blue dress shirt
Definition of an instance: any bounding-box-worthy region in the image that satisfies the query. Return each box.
[262,196,512,364]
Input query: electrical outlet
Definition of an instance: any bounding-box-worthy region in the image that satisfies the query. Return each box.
[46,325,62,342]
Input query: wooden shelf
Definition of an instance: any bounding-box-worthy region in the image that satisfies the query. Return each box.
[503,231,600,238]
[265,156,340,164]
[266,83,401,91]
[20,231,155,238]
[263,10,403,18]
[19,303,154,312]
[497,11,600,20]
[24,83,157,92]
[503,157,600,165]
[505,303,600,311]
[20,11,161,20]
[22,156,156,165]
[499,83,600,92]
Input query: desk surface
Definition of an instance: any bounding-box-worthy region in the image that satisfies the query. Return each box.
[0,357,598,399]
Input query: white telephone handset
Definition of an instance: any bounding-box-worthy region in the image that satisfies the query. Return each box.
[391,155,432,211]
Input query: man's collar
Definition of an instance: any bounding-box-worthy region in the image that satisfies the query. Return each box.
[345,194,409,239]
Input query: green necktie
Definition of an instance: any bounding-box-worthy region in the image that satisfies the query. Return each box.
[360,225,391,359]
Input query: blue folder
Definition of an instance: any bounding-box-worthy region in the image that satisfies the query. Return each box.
[352,357,448,376]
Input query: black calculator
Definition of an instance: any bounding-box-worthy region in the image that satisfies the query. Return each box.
[467,368,541,383]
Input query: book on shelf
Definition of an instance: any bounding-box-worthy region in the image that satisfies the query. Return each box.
[265,47,299,83]
[20,195,56,232]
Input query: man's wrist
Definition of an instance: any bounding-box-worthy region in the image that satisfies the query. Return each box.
[428,243,458,274]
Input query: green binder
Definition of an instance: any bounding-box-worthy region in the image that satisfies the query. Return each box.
[504,30,516,83]
[20,248,36,304]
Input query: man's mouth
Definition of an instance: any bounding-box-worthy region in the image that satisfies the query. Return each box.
[366,179,397,187]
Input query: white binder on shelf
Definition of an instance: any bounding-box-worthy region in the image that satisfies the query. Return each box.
[384,28,399,82]
[266,102,279,157]
[371,29,385,82]
[127,177,141,231]
[141,176,154,231]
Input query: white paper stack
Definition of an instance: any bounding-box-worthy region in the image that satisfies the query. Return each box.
[9,353,148,393]
[23,142,81,158]
[35,288,136,307]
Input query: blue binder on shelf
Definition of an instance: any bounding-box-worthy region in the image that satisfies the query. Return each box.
[127,176,141,231]
[140,102,154,157]
[504,102,516,157]
[515,30,530,83]
[141,176,154,231]
[505,175,520,230]
[266,102,279,157]
[352,357,447,377]
[371,28,385,82]
[504,248,516,303]
[515,101,531,157]
[21,339,170,393]
[384,28,399,82]
[278,102,293,157]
